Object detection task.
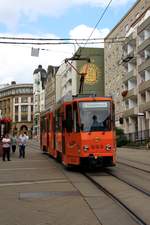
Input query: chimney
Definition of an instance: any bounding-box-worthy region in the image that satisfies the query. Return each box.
[11,81,16,85]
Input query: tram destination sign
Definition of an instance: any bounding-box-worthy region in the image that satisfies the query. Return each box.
[82,102,108,108]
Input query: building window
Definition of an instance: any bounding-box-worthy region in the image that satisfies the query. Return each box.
[125,24,129,32]
[15,115,18,122]
[21,114,28,121]
[15,88,22,94]
[15,97,18,103]
[108,43,111,49]
[21,105,28,112]
[15,106,18,122]
[136,13,140,19]
[21,97,28,103]
[15,105,18,113]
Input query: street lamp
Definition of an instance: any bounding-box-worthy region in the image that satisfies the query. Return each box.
[137,113,144,144]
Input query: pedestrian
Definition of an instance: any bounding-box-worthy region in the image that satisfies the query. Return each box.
[2,133,11,161]
[11,134,17,153]
[18,132,28,158]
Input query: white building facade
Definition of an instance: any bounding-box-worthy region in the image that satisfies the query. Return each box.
[33,66,47,138]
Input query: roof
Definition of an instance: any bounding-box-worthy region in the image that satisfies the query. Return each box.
[0,83,33,92]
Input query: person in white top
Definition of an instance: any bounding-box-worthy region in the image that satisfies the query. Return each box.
[2,134,11,161]
[18,132,28,158]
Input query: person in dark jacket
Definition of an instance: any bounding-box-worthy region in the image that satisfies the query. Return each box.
[11,134,17,153]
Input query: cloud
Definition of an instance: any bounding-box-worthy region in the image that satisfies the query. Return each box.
[0,0,135,28]
[0,33,73,84]
[70,25,109,47]
[0,25,109,84]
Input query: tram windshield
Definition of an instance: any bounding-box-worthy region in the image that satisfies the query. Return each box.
[79,101,111,132]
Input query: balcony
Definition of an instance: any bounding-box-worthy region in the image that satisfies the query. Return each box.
[123,107,138,118]
[126,31,136,42]
[123,69,136,82]
[138,37,150,52]
[138,16,150,34]
[139,79,150,92]
[139,101,150,112]
[138,58,150,72]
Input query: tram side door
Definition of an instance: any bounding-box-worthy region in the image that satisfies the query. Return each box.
[63,103,73,155]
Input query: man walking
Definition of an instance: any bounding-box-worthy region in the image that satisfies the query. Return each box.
[18,132,28,158]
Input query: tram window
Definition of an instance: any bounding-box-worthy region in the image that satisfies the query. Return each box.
[112,102,115,128]
[47,115,50,132]
[41,116,46,132]
[66,105,73,132]
[79,101,111,132]
[44,117,47,132]
[55,110,61,132]
[73,103,80,132]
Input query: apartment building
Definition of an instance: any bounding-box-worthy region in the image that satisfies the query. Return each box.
[0,82,33,136]
[56,47,104,102]
[105,0,150,136]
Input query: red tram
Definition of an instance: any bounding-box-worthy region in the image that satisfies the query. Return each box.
[40,96,116,168]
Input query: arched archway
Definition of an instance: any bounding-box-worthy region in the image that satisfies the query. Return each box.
[20,125,28,133]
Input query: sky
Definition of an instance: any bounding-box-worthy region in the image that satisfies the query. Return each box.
[0,0,137,84]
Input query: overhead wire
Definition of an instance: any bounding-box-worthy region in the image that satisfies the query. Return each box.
[0,36,126,41]
[60,0,114,79]
[83,0,113,48]
[0,0,122,78]
[0,40,125,45]
[52,0,120,78]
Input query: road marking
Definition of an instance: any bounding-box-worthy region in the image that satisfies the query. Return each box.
[0,167,52,171]
[0,179,68,187]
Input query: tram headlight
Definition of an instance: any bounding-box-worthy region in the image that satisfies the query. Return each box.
[105,144,111,151]
[83,145,89,152]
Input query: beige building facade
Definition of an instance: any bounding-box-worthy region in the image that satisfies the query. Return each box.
[105,0,150,137]
[0,82,33,136]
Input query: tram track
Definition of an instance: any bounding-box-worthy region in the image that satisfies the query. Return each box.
[83,172,149,225]
[105,169,150,197]
[118,157,150,167]
[117,161,150,174]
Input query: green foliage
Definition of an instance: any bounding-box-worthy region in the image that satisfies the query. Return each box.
[116,127,127,147]
[115,127,124,136]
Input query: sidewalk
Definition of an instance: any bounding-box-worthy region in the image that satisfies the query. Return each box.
[0,141,99,225]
